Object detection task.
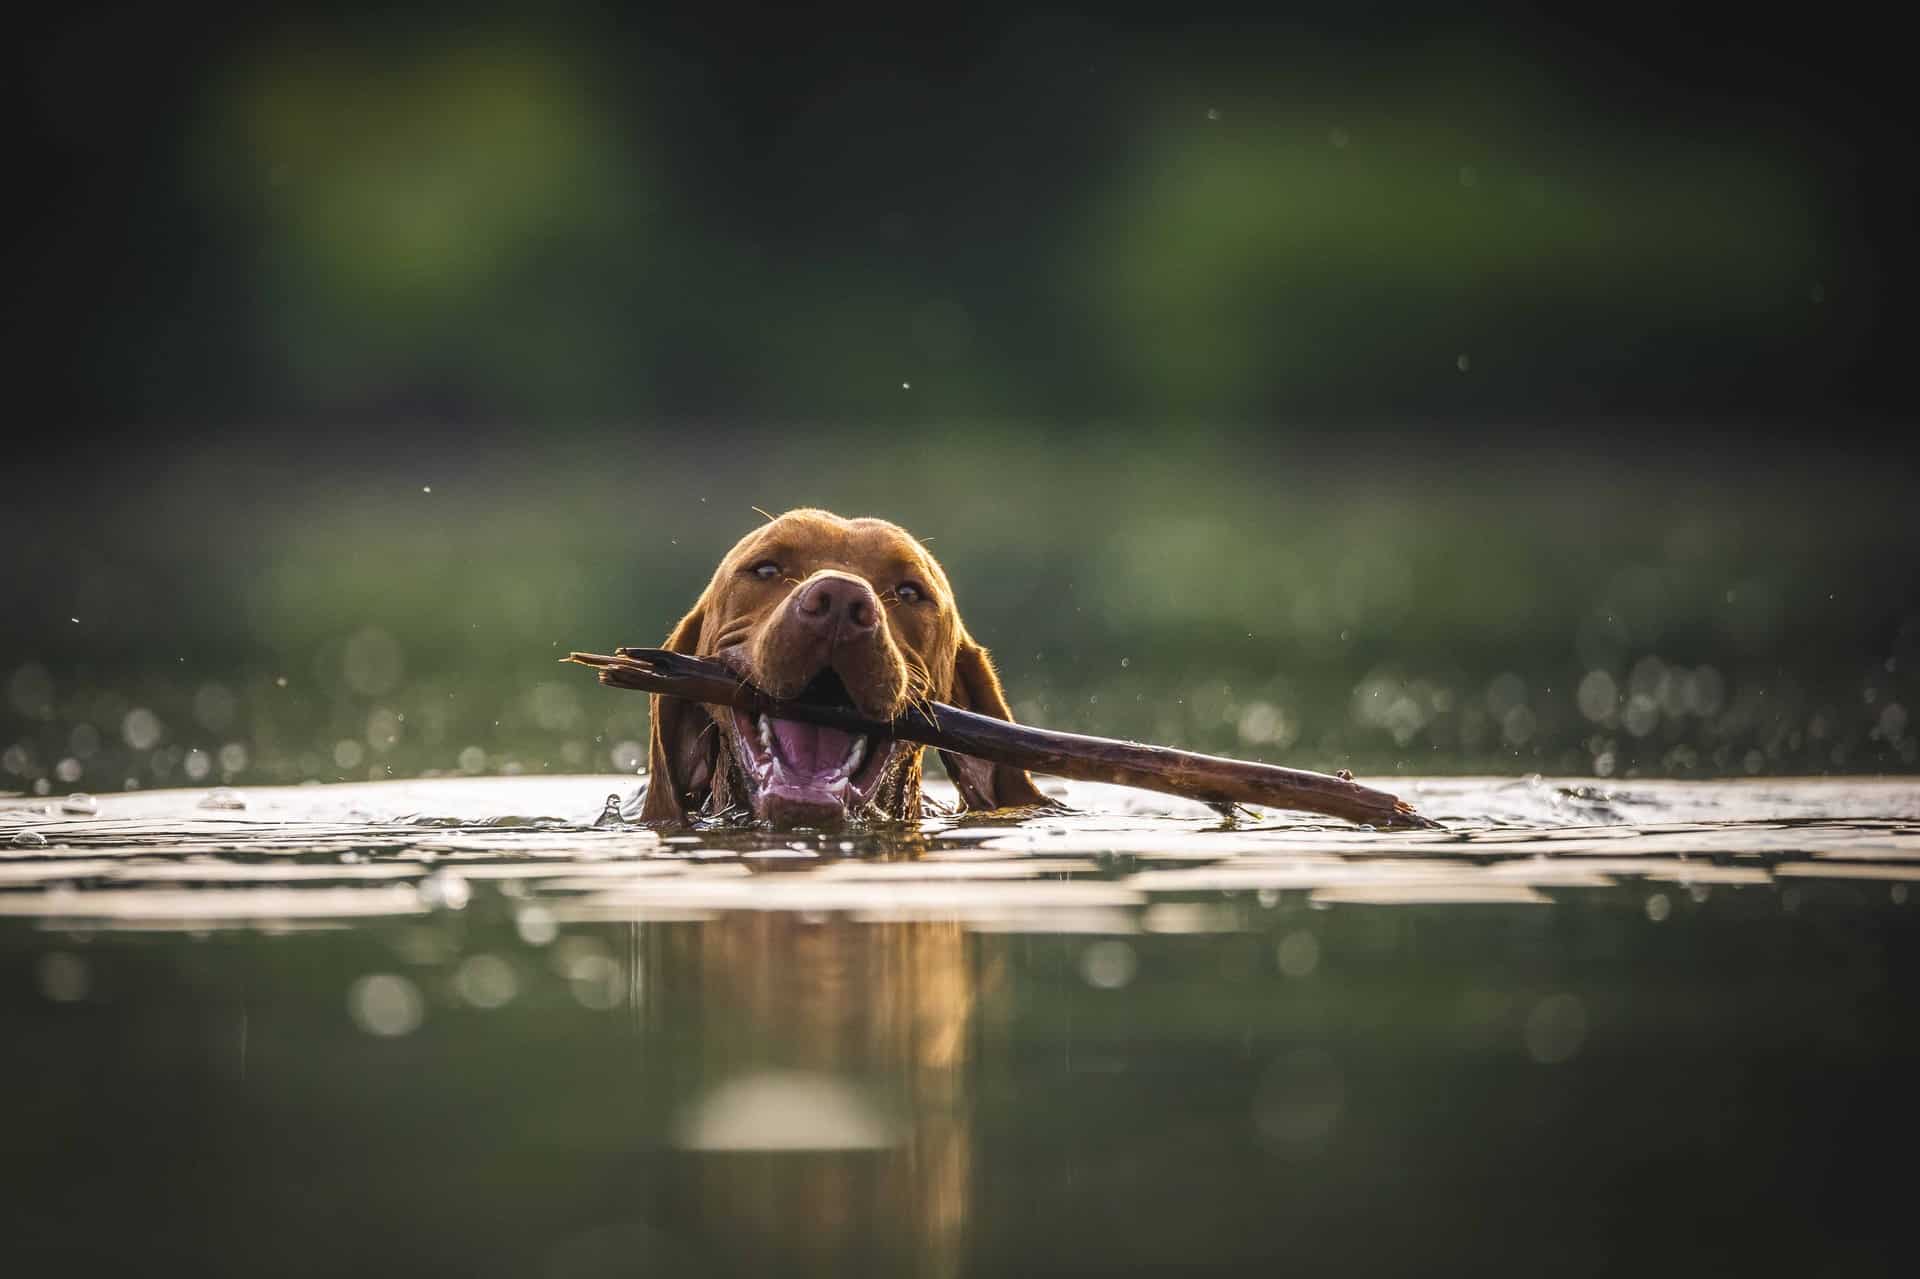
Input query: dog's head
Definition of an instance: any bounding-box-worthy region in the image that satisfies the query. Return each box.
[639,509,1047,826]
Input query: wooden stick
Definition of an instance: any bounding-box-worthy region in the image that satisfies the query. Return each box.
[565,648,1439,830]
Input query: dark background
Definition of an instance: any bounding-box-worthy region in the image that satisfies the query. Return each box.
[12,2,1919,435]
[5,1,1916,794]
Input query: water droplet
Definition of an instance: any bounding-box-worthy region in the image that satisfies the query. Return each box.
[58,792,97,816]
[199,787,246,811]
[342,627,404,697]
[1276,930,1319,978]
[1524,994,1588,1064]
[121,708,163,751]
[420,870,471,911]
[515,906,559,947]
[1645,892,1671,922]
[348,974,425,1037]
[192,683,236,733]
[38,951,90,1002]
[1079,940,1137,989]
[453,954,518,1009]
[1577,669,1618,722]
[10,829,48,848]
[566,953,624,1009]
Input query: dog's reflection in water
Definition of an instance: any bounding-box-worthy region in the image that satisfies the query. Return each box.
[657,912,991,1277]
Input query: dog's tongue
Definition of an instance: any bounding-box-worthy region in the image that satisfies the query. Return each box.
[771,718,856,775]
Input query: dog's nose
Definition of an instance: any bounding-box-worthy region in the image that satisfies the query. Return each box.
[792,573,880,638]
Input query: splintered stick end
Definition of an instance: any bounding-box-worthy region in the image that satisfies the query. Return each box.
[563,650,624,668]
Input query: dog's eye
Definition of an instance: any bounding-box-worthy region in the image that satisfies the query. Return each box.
[895,582,925,604]
[751,561,781,580]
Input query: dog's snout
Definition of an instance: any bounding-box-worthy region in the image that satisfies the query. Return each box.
[792,573,880,638]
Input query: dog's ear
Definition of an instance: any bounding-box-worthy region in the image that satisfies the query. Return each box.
[940,632,1051,811]
[638,602,717,822]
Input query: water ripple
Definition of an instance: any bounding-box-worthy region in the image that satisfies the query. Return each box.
[0,775,1914,931]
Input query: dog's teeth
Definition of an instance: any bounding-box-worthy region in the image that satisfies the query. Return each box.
[845,736,866,773]
[757,715,774,755]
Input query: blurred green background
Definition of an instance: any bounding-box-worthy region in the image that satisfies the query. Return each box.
[5,3,1915,794]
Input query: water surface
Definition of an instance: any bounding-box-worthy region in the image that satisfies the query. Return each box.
[4,776,1916,1275]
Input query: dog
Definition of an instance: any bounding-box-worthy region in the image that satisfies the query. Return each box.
[637,508,1048,826]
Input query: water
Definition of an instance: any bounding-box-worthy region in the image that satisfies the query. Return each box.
[3,776,1917,1275]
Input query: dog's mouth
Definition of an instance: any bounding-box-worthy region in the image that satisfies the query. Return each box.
[721,668,905,826]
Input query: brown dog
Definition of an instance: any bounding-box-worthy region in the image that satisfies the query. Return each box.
[639,508,1048,826]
